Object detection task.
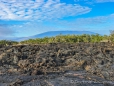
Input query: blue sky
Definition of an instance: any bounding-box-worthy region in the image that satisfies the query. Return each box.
[0,0,114,38]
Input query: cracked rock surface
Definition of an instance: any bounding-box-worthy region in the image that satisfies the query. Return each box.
[0,43,114,86]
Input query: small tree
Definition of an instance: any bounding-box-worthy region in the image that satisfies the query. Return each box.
[109,30,114,42]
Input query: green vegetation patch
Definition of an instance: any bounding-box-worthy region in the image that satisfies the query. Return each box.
[0,31,114,45]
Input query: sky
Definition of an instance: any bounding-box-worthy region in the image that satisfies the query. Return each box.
[0,0,114,38]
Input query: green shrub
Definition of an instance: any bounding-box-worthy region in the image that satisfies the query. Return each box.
[20,34,106,44]
[0,40,18,45]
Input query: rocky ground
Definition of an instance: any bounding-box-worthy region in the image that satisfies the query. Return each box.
[0,43,114,86]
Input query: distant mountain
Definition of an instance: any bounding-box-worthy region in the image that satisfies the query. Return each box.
[0,31,96,41]
[31,31,96,38]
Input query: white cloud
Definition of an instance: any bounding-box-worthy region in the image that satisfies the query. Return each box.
[63,13,114,25]
[0,0,91,20]
[50,13,114,34]
[74,0,114,4]
[8,13,114,37]
[0,24,15,37]
[9,21,63,37]
[75,15,114,25]
[95,0,114,3]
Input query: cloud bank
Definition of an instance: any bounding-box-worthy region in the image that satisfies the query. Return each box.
[74,0,114,4]
[10,13,114,37]
[0,24,15,37]
[0,0,91,20]
[95,0,114,3]
[50,13,114,35]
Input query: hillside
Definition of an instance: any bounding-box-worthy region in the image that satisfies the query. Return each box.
[31,31,96,38]
[0,31,96,41]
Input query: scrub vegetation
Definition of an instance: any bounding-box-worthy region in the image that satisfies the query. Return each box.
[0,30,114,45]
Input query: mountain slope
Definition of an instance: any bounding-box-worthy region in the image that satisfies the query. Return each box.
[0,31,96,41]
[31,31,96,38]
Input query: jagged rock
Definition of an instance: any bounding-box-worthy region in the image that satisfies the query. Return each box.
[18,60,29,68]
[0,43,114,85]
[13,55,19,64]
